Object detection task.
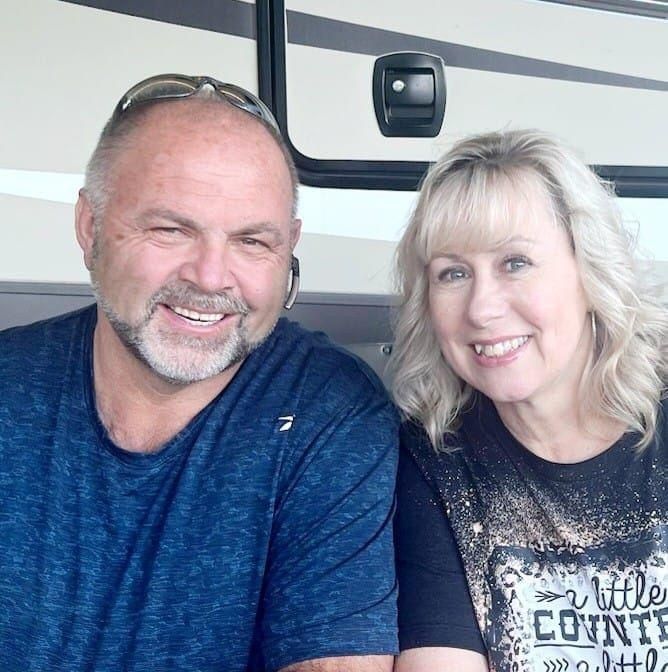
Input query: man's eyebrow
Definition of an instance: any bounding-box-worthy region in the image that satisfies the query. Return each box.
[233,223,285,245]
[138,211,285,244]
[140,208,201,230]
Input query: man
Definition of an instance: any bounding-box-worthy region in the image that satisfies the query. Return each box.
[0,75,398,671]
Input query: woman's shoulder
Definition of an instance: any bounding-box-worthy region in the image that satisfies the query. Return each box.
[654,394,668,450]
[400,419,470,452]
[399,396,491,458]
[399,416,473,487]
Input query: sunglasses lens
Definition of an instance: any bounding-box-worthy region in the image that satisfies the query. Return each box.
[116,75,279,131]
[119,78,196,113]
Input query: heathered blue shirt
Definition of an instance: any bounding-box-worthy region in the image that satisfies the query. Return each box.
[0,306,399,671]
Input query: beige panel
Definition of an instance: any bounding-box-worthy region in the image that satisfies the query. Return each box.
[1,0,258,285]
[295,233,396,294]
[286,47,428,161]
[284,0,667,164]
[287,0,666,77]
[0,195,88,283]
[437,70,668,166]
[0,0,257,174]
[287,44,668,164]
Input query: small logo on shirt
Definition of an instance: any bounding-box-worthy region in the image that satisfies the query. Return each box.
[278,415,294,432]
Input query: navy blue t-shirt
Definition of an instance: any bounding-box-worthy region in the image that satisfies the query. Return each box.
[0,306,399,671]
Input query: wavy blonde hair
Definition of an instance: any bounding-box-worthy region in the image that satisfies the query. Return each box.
[389,129,667,450]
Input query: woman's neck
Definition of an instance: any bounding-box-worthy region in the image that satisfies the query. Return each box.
[494,394,626,464]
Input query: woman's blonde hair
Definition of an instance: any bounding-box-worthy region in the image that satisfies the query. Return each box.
[389,129,667,450]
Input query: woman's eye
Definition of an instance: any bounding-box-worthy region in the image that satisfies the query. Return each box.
[438,267,469,283]
[504,256,530,273]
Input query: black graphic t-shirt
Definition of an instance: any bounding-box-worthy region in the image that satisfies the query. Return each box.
[396,395,668,671]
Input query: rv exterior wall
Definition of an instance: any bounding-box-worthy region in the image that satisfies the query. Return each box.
[0,0,666,307]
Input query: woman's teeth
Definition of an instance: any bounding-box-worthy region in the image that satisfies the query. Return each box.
[473,336,529,358]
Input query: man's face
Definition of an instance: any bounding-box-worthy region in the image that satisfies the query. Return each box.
[77,105,298,384]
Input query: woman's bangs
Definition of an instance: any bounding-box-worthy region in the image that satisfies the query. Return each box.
[420,169,525,261]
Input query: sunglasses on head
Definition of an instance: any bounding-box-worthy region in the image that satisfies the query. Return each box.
[112,74,279,131]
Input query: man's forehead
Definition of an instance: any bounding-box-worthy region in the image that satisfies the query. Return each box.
[130,100,271,148]
[112,104,288,179]
[99,98,296,223]
[133,104,287,176]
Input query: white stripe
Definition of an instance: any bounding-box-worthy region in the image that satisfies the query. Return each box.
[0,169,83,204]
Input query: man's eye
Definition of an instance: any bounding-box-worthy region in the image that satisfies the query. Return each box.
[503,256,531,273]
[240,237,269,248]
[153,227,184,237]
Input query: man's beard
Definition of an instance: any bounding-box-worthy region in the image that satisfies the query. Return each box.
[92,277,268,385]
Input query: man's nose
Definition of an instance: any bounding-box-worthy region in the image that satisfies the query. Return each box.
[179,238,236,292]
[466,274,506,328]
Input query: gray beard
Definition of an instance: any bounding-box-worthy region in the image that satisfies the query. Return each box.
[92,278,266,385]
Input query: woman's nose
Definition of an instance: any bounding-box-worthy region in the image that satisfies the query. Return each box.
[465,275,506,328]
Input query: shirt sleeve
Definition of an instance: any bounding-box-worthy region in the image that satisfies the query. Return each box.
[259,373,399,671]
[395,443,486,655]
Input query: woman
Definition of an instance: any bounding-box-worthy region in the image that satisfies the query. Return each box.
[390,129,667,672]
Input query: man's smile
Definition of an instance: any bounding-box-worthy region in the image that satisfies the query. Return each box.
[167,304,228,324]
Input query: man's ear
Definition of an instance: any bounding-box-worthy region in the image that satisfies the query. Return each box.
[290,218,302,250]
[75,189,97,271]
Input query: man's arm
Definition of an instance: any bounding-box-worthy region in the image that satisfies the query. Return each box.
[280,654,393,671]
[259,362,399,671]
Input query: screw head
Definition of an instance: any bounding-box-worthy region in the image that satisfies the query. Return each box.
[391,79,406,93]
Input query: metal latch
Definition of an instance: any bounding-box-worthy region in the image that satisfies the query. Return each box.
[373,52,446,137]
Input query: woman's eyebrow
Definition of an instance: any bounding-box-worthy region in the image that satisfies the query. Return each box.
[431,236,536,261]
[491,235,535,249]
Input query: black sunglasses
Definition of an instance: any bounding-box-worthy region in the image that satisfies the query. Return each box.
[112,74,279,131]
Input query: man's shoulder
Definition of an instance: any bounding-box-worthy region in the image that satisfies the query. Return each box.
[269,318,391,405]
[0,305,95,364]
[241,319,399,447]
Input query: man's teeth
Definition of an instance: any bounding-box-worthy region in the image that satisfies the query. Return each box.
[473,336,528,357]
[169,305,224,323]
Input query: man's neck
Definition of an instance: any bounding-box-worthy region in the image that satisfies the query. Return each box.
[92,316,240,454]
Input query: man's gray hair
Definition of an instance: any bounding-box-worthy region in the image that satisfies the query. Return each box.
[84,85,299,221]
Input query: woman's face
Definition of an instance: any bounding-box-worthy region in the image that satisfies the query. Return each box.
[428,177,592,408]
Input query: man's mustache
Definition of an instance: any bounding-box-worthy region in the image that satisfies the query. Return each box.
[148,283,250,316]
